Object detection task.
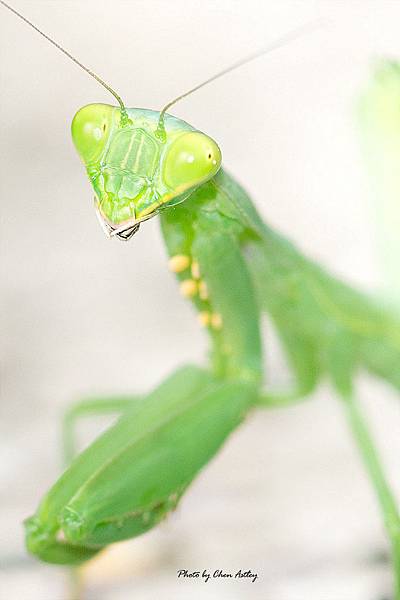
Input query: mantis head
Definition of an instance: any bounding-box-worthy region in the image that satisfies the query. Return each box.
[71,103,221,240]
[0,1,319,242]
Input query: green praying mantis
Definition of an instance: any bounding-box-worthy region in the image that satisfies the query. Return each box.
[2,1,400,596]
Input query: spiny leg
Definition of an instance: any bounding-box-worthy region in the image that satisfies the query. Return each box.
[162,213,226,346]
[26,366,213,566]
[167,253,223,331]
[161,204,263,384]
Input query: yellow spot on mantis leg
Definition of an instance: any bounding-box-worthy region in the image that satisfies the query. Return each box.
[168,254,190,273]
[198,280,209,300]
[198,311,211,327]
[211,313,223,330]
[191,261,201,279]
[180,279,198,298]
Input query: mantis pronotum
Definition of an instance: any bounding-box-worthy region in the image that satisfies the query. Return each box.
[2,1,400,596]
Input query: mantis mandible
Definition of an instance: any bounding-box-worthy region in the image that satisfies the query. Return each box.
[2,2,400,596]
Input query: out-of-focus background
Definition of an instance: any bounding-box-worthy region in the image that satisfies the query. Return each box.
[1,1,400,598]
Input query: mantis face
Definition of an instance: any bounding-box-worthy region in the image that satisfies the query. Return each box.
[71,103,221,240]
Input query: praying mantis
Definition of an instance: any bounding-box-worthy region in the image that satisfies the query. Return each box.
[2,1,400,597]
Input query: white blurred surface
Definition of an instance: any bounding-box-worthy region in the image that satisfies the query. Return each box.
[1,1,400,599]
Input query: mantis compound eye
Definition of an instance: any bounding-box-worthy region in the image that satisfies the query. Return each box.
[163,131,222,191]
[71,103,115,165]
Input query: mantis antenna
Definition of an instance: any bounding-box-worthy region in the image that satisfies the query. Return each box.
[155,18,324,139]
[0,0,129,125]
[1,0,323,134]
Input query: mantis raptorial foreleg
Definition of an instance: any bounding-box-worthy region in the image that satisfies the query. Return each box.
[2,2,400,596]
[26,366,257,564]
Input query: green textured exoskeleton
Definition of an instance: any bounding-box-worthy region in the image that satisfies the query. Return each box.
[2,1,400,595]
[26,366,256,564]
[26,105,400,589]
[71,104,220,240]
[25,104,262,564]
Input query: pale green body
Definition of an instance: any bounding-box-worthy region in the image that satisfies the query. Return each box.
[25,110,400,564]
[1,0,400,592]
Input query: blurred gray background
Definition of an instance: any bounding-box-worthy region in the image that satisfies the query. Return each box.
[2,1,400,598]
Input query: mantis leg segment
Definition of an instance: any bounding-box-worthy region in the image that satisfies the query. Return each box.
[341,393,400,599]
[191,224,263,385]
[24,518,100,565]
[257,328,320,408]
[56,378,255,549]
[26,366,209,564]
[161,203,263,385]
[63,395,142,466]
[256,387,313,409]
[26,365,256,564]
